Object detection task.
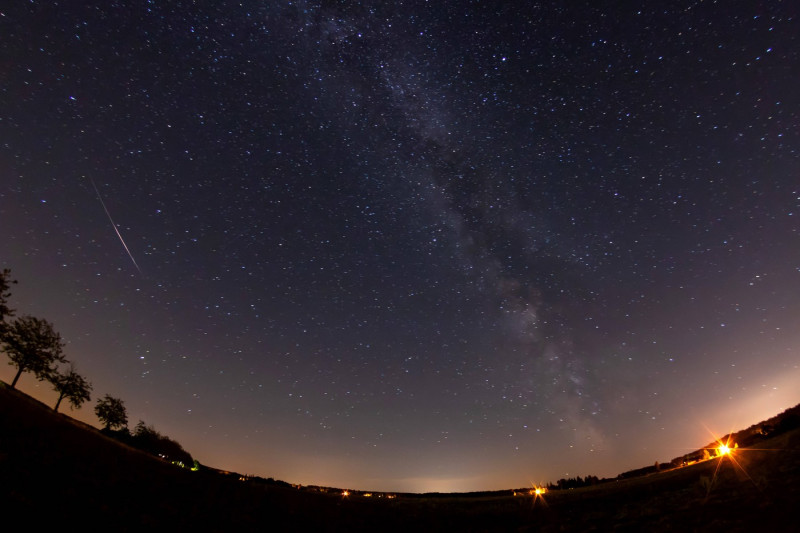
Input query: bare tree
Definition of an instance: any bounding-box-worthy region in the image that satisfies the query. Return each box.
[51,364,92,412]
[2,315,66,388]
[95,394,128,431]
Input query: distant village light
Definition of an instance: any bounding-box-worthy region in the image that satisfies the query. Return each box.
[528,485,548,506]
[715,438,738,458]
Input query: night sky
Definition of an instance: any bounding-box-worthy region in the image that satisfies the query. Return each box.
[2,1,799,493]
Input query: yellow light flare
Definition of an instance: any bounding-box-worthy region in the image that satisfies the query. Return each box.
[528,484,548,507]
[700,426,754,500]
[714,434,739,458]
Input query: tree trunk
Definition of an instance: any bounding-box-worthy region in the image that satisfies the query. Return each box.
[54,393,64,412]
[10,367,23,388]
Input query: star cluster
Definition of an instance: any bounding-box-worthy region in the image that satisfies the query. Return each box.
[1,2,798,492]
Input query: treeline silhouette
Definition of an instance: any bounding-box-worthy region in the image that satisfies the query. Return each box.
[104,420,195,468]
[545,404,800,490]
[548,474,605,490]
[0,268,194,469]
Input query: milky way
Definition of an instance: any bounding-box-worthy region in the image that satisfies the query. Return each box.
[1,2,798,492]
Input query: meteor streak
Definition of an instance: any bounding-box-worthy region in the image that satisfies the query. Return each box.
[90,178,142,274]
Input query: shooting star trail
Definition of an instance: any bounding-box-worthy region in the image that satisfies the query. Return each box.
[90,178,142,274]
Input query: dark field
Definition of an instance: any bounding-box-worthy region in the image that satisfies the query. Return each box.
[2,381,798,532]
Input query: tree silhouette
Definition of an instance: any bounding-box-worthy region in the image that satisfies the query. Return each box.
[0,268,16,334]
[2,315,66,388]
[95,394,128,430]
[132,420,194,466]
[51,364,92,412]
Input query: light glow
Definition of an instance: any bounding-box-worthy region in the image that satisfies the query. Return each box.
[700,428,755,500]
[528,484,548,507]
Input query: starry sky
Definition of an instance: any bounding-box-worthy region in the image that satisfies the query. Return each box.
[1,1,799,493]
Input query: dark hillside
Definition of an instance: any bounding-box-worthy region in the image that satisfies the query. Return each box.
[0,382,353,531]
[2,381,799,531]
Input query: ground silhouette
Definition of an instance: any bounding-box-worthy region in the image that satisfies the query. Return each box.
[1,380,798,532]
